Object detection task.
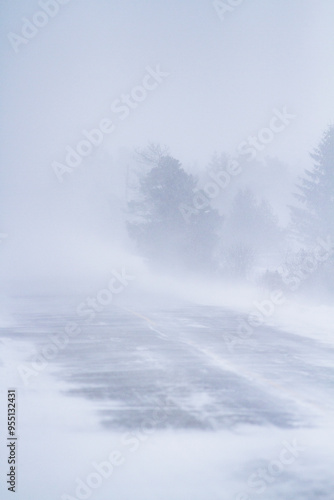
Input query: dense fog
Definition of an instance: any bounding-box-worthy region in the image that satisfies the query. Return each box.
[0,1,333,500]
[0,0,333,299]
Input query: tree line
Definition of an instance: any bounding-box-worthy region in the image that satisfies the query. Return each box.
[126,126,334,292]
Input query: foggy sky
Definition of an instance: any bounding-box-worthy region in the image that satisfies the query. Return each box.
[0,0,333,290]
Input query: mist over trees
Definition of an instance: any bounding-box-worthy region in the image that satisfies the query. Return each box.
[289,125,334,244]
[125,126,333,294]
[215,189,282,280]
[287,125,334,293]
[127,146,222,273]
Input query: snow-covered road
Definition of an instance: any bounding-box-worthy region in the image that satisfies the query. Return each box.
[1,299,333,499]
[32,303,334,430]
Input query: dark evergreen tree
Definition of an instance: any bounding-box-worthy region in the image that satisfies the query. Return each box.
[127,149,222,272]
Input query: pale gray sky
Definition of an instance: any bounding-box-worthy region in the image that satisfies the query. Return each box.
[1,0,333,170]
